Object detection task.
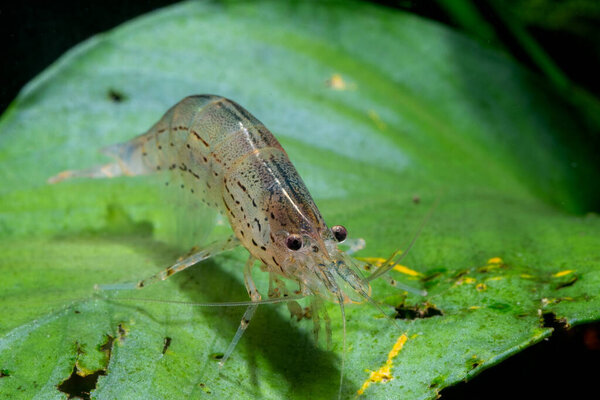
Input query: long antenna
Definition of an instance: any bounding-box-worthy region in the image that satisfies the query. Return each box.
[367,196,440,283]
[337,293,347,400]
[103,295,305,307]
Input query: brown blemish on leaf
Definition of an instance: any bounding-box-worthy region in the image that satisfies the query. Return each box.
[57,323,125,399]
[162,337,172,355]
[395,301,443,320]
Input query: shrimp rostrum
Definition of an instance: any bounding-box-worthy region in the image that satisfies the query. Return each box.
[49,95,408,388]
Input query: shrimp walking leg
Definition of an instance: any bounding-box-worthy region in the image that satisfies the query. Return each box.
[100,236,240,290]
[48,162,126,183]
[342,238,366,255]
[219,256,260,366]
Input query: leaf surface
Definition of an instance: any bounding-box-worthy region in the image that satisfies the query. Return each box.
[1,1,599,399]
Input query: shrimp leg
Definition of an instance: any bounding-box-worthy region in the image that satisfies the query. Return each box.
[341,238,366,255]
[100,236,240,290]
[48,139,151,184]
[48,162,125,183]
[219,255,260,366]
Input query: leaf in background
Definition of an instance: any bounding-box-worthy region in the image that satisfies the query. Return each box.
[0,1,598,399]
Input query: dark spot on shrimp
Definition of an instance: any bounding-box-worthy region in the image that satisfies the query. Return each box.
[272,256,280,266]
[251,239,258,247]
[237,181,247,192]
[158,145,162,150]
[254,218,261,232]
[156,166,161,170]
[169,164,176,170]
[240,230,245,237]
[179,163,187,171]
[260,246,267,251]
[270,212,275,219]
[170,142,174,147]
[206,182,211,189]
[252,199,257,208]
[223,197,232,213]
[270,232,276,242]
[191,130,210,147]
[166,268,175,277]
[203,156,208,163]
[108,89,126,102]
[190,189,194,193]
[186,143,191,149]
[235,200,240,205]
[312,246,319,253]
[157,128,166,134]
[142,152,148,156]
[180,184,184,189]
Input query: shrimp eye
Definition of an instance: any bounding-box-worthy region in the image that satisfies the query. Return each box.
[285,234,303,251]
[332,225,347,242]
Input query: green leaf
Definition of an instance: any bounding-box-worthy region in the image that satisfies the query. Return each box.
[1,1,599,399]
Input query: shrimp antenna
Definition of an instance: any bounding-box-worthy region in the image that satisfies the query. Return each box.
[337,292,347,400]
[101,295,306,307]
[336,268,402,330]
[366,195,440,283]
[359,289,402,331]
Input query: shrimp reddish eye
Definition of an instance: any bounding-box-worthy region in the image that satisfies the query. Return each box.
[332,225,347,242]
[286,234,303,251]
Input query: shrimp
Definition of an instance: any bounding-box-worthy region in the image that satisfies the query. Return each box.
[49,95,421,398]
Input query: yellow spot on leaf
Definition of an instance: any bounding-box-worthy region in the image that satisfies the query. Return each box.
[326,73,351,90]
[487,276,504,281]
[393,264,421,277]
[520,274,533,279]
[488,257,503,264]
[357,334,408,396]
[357,257,422,277]
[476,283,487,291]
[359,257,387,266]
[552,270,573,278]
[469,306,481,310]
[457,277,476,285]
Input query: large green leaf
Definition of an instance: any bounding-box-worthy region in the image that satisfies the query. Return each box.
[1,1,599,399]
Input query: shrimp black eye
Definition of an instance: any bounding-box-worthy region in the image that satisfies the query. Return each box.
[332,225,347,242]
[286,234,303,251]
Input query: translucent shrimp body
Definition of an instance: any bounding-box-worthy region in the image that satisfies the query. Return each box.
[50,94,370,311]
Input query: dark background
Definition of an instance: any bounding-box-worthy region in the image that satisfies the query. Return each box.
[1,1,598,399]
